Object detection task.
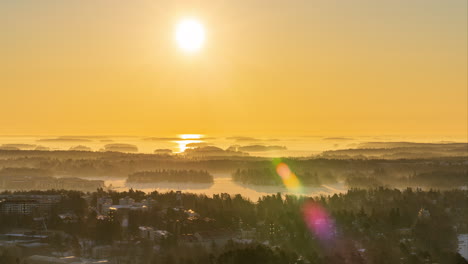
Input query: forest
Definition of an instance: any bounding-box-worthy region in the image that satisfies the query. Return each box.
[0,149,466,190]
[0,188,467,263]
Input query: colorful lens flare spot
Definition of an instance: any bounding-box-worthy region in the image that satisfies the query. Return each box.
[302,200,335,241]
[275,162,302,192]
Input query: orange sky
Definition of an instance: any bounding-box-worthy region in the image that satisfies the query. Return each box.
[0,1,467,137]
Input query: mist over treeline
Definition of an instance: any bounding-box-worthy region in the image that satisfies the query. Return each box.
[321,142,467,159]
[0,147,466,190]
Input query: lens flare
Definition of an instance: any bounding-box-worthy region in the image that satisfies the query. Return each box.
[302,200,335,241]
[275,162,302,192]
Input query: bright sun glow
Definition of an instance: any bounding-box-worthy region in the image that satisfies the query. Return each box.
[175,19,205,53]
[179,134,202,139]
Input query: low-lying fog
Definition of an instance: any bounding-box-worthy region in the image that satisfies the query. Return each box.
[87,173,347,201]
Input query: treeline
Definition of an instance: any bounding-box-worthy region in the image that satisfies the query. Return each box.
[406,171,468,188]
[0,167,52,177]
[0,149,467,190]
[232,168,337,186]
[320,142,468,159]
[345,169,468,189]
[127,170,214,183]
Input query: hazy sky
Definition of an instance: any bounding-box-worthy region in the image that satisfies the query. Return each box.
[1,0,467,137]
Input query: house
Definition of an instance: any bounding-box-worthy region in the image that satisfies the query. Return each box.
[139,226,170,242]
[97,197,112,214]
[92,245,113,259]
[193,229,235,248]
[179,234,199,246]
[119,197,135,206]
[417,208,430,219]
[24,255,67,264]
[0,195,61,215]
[458,234,468,261]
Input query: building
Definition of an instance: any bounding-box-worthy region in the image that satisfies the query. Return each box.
[193,230,234,248]
[138,226,170,242]
[141,198,157,209]
[24,255,67,264]
[107,200,149,228]
[418,208,431,219]
[458,234,468,261]
[176,191,182,208]
[0,199,38,215]
[0,195,61,215]
[240,228,256,239]
[0,175,104,191]
[119,197,135,206]
[97,197,113,214]
[92,245,113,259]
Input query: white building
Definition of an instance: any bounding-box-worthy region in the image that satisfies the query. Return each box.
[139,226,170,242]
[458,234,468,261]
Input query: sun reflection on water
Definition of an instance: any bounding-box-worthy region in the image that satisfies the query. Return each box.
[175,134,204,153]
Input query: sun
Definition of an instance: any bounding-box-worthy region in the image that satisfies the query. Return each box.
[175,18,205,53]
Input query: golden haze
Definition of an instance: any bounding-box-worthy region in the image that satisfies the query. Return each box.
[0,1,466,137]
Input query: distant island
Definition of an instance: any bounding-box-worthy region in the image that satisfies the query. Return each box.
[127,169,214,183]
[320,142,468,159]
[103,143,138,153]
